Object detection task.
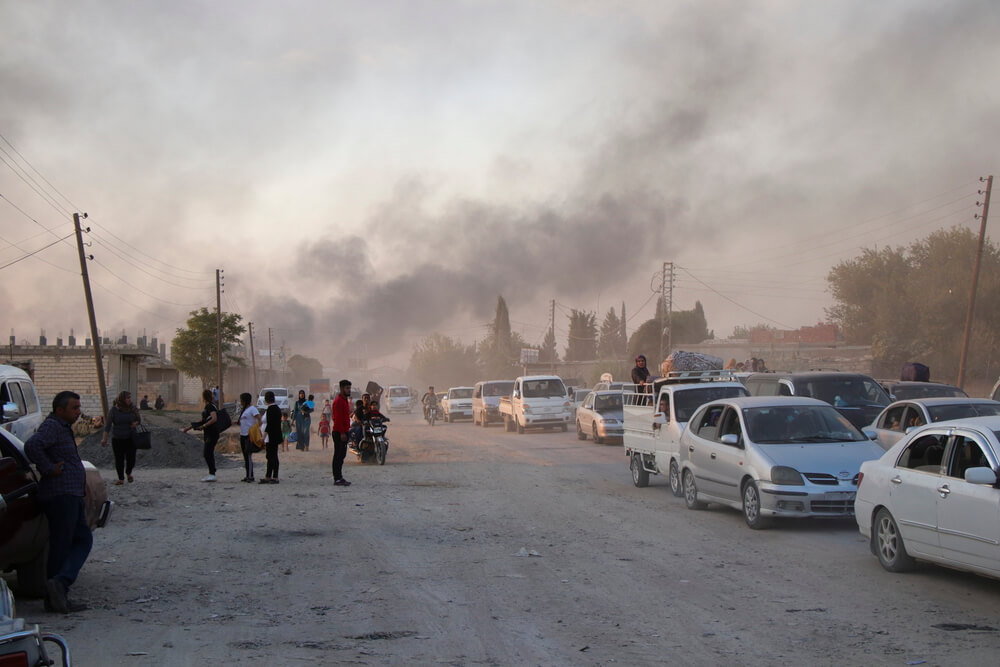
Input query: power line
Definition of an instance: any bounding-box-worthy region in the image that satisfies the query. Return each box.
[0,132,79,212]
[0,232,76,271]
[88,230,213,289]
[677,266,794,329]
[90,258,212,308]
[88,220,214,278]
[0,149,72,219]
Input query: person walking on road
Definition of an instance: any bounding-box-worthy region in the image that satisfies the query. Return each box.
[100,390,141,485]
[237,392,260,483]
[331,379,352,486]
[182,389,221,482]
[23,391,92,613]
[262,390,283,484]
[292,389,312,452]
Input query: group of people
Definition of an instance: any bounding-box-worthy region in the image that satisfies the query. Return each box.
[138,394,166,410]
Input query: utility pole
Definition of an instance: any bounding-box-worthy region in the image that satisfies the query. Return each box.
[958,175,993,388]
[248,321,258,391]
[216,269,224,406]
[268,327,273,370]
[659,262,666,363]
[666,262,675,357]
[74,213,109,417]
[658,262,675,364]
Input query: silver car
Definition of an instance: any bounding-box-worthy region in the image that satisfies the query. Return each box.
[678,396,884,529]
[575,391,624,444]
[868,397,1000,451]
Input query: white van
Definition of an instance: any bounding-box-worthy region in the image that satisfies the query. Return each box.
[386,386,413,413]
[257,387,290,414]
[472,380,515,427]
[0,365,44,441]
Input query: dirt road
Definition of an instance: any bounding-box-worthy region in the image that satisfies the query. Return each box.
[15,412,1000,665]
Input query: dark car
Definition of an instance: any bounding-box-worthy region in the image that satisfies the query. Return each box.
[878,380,967,401]
[0,428,111,597]
[743,372,891,429]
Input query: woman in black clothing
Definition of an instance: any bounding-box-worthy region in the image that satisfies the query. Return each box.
[101,390,140,484]
[262,390,283,484]
[182,389,220,482]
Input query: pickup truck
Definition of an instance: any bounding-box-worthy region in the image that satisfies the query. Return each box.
[442,387,474,422]
[623,370,748,495]
[498,375,571,433]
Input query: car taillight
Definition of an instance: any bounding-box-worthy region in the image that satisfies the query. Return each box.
[856,472,864,489]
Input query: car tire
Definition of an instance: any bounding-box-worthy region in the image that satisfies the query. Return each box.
[560,423,568,432]
[874,508,916,572]
[742,480,771,529]
[669,460,683,497]
[631,453,649,488]
[593,423,603,444]
[15,548,48,599]
[683,469,706,510]
[576,421,587,440]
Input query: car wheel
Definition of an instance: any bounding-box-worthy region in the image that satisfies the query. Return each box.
[15,548,48,598]
[874,508,915,572]
[576,421,587,440]
[669,460,683,497]
[516,418,525,434]
[560,422,568,432]
[482,413,490,428]
[742,480,771,529]
[593,423,603,444]
[631,453,649,488]
[504,415,512,432]
[683,470,706,510]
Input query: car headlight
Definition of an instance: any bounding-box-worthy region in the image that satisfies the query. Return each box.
[600,418,618,424]
[770,466,804,485]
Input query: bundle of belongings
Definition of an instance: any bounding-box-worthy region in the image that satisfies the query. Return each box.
[660,350,725,376]
[900,362,930,382]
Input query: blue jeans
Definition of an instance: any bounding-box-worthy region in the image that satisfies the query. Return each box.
[42,494,92,589]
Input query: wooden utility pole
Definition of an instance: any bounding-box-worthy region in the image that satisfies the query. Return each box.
[248,321,258,391]
[74,213,109,417]
[216,268,224,405]
[958,175,993,388]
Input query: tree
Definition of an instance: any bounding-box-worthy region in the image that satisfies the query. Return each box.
[287,354,323,386]
[827,226,1000,382]
[479,295,523,378]
[627,300,713,363]
[171,307,246,389]
[539,327,559,363]
[564,309,597,361]
[731,323,776,339]
[410,332,480,388]
[671,301,713,344]
[598,307,625,359]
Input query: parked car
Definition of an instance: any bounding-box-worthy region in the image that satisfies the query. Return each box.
[678,396,884,529]
[575,390,624,444]
[472,380,514,427]
[878,380,967,401]
[855,415,1000,578]
[442,387,474,422]
[256,387,290,415]
[0,428,111,597]
[0,365,43,442]
[868,398,1000,450]
[744,371,891,429]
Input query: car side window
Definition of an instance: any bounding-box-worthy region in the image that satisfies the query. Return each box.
[895,434,948,472]
[777,382,793,397]
[946,435,993,480]
[695,405,726,437]
[755,381,778,397]
[2,382,26,415]
[584,395,594,409]
[18,382,38,414]
[715,408,742,445]
[658,394,671,421]
[880,405,907,431]
[902,406,926,429]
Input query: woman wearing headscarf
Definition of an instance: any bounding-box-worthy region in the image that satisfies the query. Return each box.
[101,390,141,484]
[291,389,312,451]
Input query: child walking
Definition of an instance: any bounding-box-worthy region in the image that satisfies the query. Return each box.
[318,414,331,449]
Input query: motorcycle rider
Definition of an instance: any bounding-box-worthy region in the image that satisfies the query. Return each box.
[421,386,438,421]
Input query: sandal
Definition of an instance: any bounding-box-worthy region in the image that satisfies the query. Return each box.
[114,479,124,485]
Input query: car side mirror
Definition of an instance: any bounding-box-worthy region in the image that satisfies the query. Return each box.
[1,402,19,422]
[653,413,667,425]
[863,429,878,440]
[720,433,740,446]
[964,467,998,486]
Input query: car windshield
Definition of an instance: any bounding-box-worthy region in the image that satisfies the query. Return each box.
[485,382,514,397]
[595,395,623,412]
[893,385,967,400]
[523,379,567,398]
[675,386,749,422]
[799,377,889,407]
[451,389,473,399]
[575,389,591,401]
[928,403,1000,422]
[270,389,287,397]
[744,405,867,444]
[389,388,408,397]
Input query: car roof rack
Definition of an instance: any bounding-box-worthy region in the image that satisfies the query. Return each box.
[646,369,740,389]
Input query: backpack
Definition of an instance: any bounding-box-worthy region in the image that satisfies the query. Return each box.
[213,405,233,432]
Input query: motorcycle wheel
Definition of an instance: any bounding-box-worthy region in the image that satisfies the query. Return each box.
[376,439,387,465]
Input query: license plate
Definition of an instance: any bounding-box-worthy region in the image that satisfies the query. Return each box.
[825,491,855,500]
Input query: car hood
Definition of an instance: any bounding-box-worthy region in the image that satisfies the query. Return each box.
[596,409,624,420]
[755,441,884,473]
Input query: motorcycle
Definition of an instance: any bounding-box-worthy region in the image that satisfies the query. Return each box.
[425,404,438,426]
[351,417,388,465]
[0,481,73,666]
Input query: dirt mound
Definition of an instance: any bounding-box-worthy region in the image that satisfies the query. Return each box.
[78,427,239,470]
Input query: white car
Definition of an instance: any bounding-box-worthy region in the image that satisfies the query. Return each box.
[386,386,413,413]
[868,397,1000,450]
[256,387,290,414]
[442,387,474,422]
[855,416,1000,578]
[679,396,884,529]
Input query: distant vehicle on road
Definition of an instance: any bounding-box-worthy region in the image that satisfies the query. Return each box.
[472,380,514,428]
[386,386,414,413]
[256,387,290,415]
[575,390,624,444]
[498,376,571,434]
[744,372,891,430]
[442,387,474,422]
[868,397,1000,450]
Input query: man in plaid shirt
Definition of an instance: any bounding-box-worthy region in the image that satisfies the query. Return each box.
[24,390,92,614]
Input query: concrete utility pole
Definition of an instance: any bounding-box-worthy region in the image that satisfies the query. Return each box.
[659,262,675,363]
[248,321,258,391]
[216,269,224,405]
[268,327,273,371]
[74,213,109,417]
[958,175,993,388]
[666,262,675,357]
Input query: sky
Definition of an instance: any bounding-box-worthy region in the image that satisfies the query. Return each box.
[2,0,999,370]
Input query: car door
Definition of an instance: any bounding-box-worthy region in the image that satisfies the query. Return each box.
[1,380,27,440]
[886,431,949,559]
[579,393,595,431]
[684,403,728,499]
[709,407,746,503]
[935,431,1000,573]
[874,404,908,449]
